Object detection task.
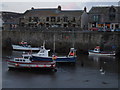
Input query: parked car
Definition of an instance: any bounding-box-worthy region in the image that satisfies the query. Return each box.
[111,29,115,32]
[114,28,120,32]
[89,27,98,31]
[98,27,104,32]
[105,28,111,32]
[51,25,59,27]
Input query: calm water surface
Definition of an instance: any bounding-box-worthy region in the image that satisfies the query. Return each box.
[2,50,119,88]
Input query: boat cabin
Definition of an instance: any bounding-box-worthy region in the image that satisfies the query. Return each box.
[32,46,50,57]
[13,54,31,63]
[68,48,76,57]
[93,46,100,53]
[19,41,31,47]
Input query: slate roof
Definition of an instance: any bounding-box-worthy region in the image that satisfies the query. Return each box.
[89,6,120,14]
[23,8,84,16]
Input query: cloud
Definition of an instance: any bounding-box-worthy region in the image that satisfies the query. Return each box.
[1,2,118,13]
[1,0,120,2]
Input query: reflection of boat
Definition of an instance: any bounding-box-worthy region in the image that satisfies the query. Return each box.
[12,41,40,51]
[88,54,116,62]
[88,46,115,56]
[6,53,57,71]
[32,45,77,63]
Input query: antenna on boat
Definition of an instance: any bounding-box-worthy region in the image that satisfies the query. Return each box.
[72,29,75,48]
[43,41,45,47]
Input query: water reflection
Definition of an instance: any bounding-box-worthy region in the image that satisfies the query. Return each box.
[88,55,116,62]
[88,55,118,74]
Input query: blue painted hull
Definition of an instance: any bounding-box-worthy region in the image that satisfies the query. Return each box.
[55,57,76,62]
[31,56,76,62]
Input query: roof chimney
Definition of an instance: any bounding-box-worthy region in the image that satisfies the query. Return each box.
[31,7,34,10]
[58,5,61,11]
[84,7,87,12]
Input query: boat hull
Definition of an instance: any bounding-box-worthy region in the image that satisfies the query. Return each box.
[12,45,40,51]
[6,60,56,69]
[88,51,115,56]
[31,56,76,63]
[55,57,76,62]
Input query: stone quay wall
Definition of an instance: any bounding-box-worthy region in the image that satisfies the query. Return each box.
[2,30,120,54]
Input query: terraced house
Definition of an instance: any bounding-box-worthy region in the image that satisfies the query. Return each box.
[19,5,84,28]
[88,6,120,30]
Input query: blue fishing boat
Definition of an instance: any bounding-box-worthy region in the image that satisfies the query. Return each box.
[31,32,77,63]
[30,41,77,62]
[31,45,77,63]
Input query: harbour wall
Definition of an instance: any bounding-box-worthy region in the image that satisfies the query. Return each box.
[2,30,120,54]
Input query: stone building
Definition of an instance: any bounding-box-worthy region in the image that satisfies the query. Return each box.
[118,1,120,6]
[19,6,84,28]
[2,12,22,30]
[88,6,120,30]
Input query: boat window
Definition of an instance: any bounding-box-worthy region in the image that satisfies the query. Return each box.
[15,59,19,61]
[23,60,25,62]
[94,49,97,51]
[20,60,22,61]
[24,57,29,59]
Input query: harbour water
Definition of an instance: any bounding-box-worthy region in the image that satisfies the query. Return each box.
[2,50,119,88]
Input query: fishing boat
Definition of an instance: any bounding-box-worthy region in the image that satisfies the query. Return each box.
[12,41,40,51]
[31,44,77,63]
[6,53,57,72]
[88,46,116,56]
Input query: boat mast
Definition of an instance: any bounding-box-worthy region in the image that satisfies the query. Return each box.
[53,34,55,54]
[72,29,75,48]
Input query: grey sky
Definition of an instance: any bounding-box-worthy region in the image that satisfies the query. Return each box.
[0,1,119,13]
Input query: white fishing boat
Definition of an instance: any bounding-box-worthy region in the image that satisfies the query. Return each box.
[88,46,116,56]
[6,53,57,72]
[12,41,40,51]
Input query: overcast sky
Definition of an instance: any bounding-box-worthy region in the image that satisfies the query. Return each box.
[0,0,120,13]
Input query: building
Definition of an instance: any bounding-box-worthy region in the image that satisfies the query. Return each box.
[19,6,84,28]
[88,6,120,30]
[2,12,22,30]
[118,1,120,6]
[0,12,2,28]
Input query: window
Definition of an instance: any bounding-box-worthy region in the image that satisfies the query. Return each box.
[24,57,29,59]
[15,59,19,61]
[93,15,100,22]
[57,17,60,22]
[20,22,25,27]
[29,17,32,22]
[63,17,68,22]
[46,17,49,21]
[72,17,76,22]
[33,17,38,22]
[51,17,56,22]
